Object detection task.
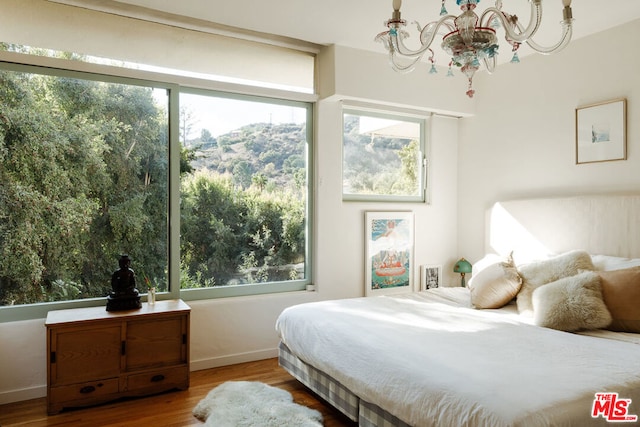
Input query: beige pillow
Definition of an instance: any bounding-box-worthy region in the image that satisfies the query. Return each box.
[468,253,522,309]
[597,267,640,333]
[532,271,612,332]
[517,250,594,316]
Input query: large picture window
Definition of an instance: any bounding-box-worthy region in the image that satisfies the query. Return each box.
[342,107,427,202]
[0,65,170,309]
[0,56,313,320]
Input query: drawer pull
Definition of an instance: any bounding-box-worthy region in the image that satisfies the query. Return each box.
[80,385,96,394]
[150,374,165,383]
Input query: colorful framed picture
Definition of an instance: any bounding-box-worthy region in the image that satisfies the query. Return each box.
[365,211,414,296]
[420,265,442,291]
[576,98,627,164]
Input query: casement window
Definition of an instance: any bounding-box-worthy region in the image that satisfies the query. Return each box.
[342,106,429,203]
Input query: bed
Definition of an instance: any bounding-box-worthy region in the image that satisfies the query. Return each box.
[275,194,640,426]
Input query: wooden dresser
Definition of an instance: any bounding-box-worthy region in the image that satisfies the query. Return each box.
[45,299,190,415]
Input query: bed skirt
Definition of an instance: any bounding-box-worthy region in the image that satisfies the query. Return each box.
[278,341,411,427]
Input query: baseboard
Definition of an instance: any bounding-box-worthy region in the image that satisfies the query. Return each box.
[0,385,46,405]
[190,347,278,372]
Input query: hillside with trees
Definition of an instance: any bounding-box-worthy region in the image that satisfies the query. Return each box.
[180,121,308,288]
[188,122,307,192]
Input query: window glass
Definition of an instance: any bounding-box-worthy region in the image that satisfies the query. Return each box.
[0,51,313,320]
[179,91,310,294]
[343,108,426,202]
[0,66,169,307]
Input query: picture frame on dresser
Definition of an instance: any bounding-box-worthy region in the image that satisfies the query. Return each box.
[575,98,627,164]
[364,211,414,296]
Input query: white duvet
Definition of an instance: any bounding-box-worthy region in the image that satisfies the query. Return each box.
[275,288,640,427]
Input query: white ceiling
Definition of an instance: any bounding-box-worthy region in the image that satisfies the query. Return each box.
[58,0,640,63]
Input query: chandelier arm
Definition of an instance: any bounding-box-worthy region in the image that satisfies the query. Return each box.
[419,16,456,45]
[375,30,392,51]
[389,35,426,59]
[388,53,422,73]
[480,1,542,44]
[390,15,456,59]
[518,20,573,54]
[483,56,497,74]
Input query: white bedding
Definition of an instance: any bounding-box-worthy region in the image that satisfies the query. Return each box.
[276,288,640,426]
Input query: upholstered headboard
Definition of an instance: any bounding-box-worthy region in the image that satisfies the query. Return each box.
[486,194,640,264]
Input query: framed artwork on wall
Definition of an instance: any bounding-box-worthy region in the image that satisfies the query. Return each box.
[420,264,442,291]
[576,98,627,164]
[364,211,414,296]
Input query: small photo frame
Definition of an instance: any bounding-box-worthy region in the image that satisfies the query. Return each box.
[420,265,442,291]
[365,211,414,296]
[576,98,627,164]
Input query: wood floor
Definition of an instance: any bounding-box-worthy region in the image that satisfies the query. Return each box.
[0,358,357,427]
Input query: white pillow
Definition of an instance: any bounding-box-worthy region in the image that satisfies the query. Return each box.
[468,253,522,309]
[516,250,594,316]
[591,254,640,271]
[532,271,612,332]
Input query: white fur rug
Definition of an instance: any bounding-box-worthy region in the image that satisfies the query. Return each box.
[193,381,323,427]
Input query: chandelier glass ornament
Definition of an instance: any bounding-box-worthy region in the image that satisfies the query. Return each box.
[376,0,573,98]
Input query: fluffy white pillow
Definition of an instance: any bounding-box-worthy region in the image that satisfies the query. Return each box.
[468,253,522,309]
[517,250,594,316]
[532,271,612,332]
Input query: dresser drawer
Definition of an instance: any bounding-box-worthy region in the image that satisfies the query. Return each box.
[125,366,189,393]
[49,377,120,405]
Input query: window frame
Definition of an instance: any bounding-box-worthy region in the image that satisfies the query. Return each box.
[342,105,429,203]
[177,87,313,302]
[0,52,315,323]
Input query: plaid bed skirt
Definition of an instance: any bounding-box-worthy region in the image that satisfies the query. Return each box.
[278,341,412,427]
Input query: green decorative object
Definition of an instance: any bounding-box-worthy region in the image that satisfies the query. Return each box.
[453,258,472,287]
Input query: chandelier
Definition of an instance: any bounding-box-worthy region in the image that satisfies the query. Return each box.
[376,0,573,98]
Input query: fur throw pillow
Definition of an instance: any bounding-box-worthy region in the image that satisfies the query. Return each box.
[516,250,594,316]
[532,271,612,332]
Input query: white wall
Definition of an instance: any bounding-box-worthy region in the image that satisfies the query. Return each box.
[457,19,640,264]
[0,1,461,404]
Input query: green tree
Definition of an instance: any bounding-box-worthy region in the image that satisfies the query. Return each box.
[180,106,197,145]
[252,173,267,192]
[232,161,252,189]
[180,172,243,285]
[0,68,168,305]
[180,170,305,287]
[397,139,419,195]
